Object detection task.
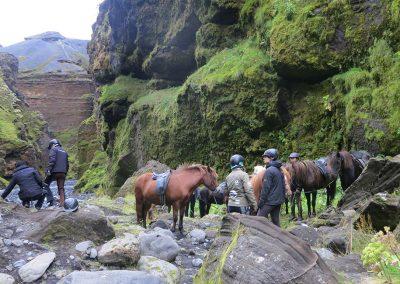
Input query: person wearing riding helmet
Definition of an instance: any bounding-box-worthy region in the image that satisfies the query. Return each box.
[225,154,258,215]
[44,139,69,207]
[258,148,286,227]
[289,152,303,221]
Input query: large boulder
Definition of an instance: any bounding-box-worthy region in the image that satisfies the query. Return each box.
[98,233,140,266]
[139,231,180,262]
[26,205,115,245]
[18,252,56,283]
[137,256,180,284]
[58,271,163,284]
[196,214,338,283]
[289,225,320,246]
[318,226,349,255]
[356,193,400,231]
[338,156,400,210]
[0,273,14,284]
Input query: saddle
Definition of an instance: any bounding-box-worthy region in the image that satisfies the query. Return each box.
[350,151,369,169]
[152,170,172,205]
[314,158,330,180]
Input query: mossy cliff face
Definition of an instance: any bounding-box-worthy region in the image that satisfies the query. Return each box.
[0,53,46,178]
[85,0,400,194]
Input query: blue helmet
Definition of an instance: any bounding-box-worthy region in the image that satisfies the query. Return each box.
[262,148,279,160]
[230,154,244,169]
[289,152,300,159]
[48,139,61,150]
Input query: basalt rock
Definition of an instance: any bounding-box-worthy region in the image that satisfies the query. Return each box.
[196,214,338,283]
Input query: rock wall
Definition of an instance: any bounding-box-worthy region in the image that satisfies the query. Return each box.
[17,74,94,132]
[85,0,400,194]
[0,53,47,178]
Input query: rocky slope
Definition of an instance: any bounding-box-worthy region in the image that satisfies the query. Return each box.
[84,0,400,194]
[0,52,46,180]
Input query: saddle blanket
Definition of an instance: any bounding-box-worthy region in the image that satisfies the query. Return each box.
[314,158,330,180]
[152,170,172,197]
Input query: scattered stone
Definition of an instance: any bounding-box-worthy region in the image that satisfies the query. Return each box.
[139,231,180,262]
[75,240,94,253]
[289,224,320,246]
[137,256,180,284]
[98,233,140,266]
[16,228,24,234]
[149,220,169,230]
[3,238,11,246]
[107,216,119,224]
[69,255,75,260]
[324,254,368,283]
[315,248,336,261]
[23,240,29,244]
[58,270,163,284]
[18,252,56,283]
[205,230,217,239]
[2,247,9,254]
[318,226,349,255]
[115,197,125,205]
[192,258,203,267]
[13,260,26,268]
[54,270,68,279]
[151,227,175,238]
[189,229,206,243]
[11,239,23,247]
[327,237,348,255]
[6,265,13,271]
[1,229,13,238]
[89,248,98,259]
[0,273,15,284]
[189,250,195,256]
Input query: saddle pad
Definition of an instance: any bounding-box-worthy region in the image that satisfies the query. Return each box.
[152,170,172,196]
[314,158,329,180]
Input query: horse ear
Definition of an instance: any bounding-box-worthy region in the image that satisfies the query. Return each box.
[207,165,211,172]
[336,152,341,158]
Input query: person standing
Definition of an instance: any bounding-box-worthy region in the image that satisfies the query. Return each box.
[257,148,286,227]
[1,161,46,210]
[289,152,303,221]
[44,139,69,207]
[226,154,258,215]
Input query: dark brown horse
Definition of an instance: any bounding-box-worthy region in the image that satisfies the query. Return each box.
[135,164,218,232]
[339,150,371,190]
[289,152,342,217]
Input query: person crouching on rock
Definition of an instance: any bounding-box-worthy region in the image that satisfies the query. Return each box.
[226,154,258,215]
[44,139,69,207]
[257,149,286,227]
[1,161,46,210]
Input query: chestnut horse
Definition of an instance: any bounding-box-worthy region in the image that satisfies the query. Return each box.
[251,165,292,207]
[339,150,371,190]
[135,164,218,232]
[290,152,342,217]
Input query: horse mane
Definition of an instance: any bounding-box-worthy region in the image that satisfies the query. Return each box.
[177,164,217,176]
[292,160,321,185]
[339,150,354,170]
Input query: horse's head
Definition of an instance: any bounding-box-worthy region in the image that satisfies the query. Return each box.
[201,166,218,191]
[327,151,342,178]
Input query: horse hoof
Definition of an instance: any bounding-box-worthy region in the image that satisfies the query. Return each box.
[170,227,176,233]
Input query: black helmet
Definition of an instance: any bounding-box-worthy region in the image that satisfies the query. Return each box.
[63,198,79,212]
[48,139,61,150]
[289,152,300,159]
[262,148,279,160]
[230,154,244,169]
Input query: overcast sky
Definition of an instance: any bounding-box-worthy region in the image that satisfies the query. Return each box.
[0,0,103,46]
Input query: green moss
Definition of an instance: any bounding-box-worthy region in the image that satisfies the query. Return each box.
[75,151,108,193]
[99,76,149,104]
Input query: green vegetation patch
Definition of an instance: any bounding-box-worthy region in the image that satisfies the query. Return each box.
[99,76,149,104]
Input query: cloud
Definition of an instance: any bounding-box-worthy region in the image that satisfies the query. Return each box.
[0,0,103,46]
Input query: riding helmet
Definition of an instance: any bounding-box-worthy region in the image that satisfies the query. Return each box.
[289,152,300,159]
[48,139,61,150]
[63,198,79,212]
[230,154,244,169]
[262,148,279,160]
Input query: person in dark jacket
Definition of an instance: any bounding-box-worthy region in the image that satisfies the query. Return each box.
[257,148,286,227]
[44,139,69,207]
[1,161,45,209]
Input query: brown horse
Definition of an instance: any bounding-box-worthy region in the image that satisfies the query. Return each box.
[289,152,342,217]
[251,165,292,206]
[134,164,218,232]
[339,150,371,190]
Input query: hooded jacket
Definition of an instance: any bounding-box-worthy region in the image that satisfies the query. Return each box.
[1,165,45,200]
[259,160,286,207]
[226,168,257,209]
[47,145,69,174]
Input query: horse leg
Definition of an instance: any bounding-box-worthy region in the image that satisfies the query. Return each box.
[312,191,317,217]
[327,181,336,208]
[178,203,185,233]
[206,201,211,216]
[297,190,303,221]
[142,202,150,228]
[190,195,195,218]
[199,200,206,218]
[305,192,311,218]
[136,201,143,225]
[290,194,296,220]
[185,203,189,217]
[170,204,178,232]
